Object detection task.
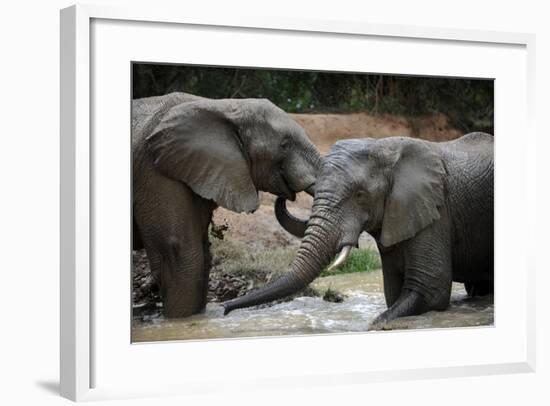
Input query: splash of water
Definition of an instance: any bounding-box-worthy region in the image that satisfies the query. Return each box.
[132,270,494,342]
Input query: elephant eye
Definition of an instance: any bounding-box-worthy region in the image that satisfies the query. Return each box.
[281,138,291,150]
[356,190,368,200]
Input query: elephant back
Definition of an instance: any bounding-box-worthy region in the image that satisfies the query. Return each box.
[444,132,493,155]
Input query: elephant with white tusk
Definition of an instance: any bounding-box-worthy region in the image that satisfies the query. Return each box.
[225,133,494,327]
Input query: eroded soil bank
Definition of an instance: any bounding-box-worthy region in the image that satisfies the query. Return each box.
[291,111,463,154]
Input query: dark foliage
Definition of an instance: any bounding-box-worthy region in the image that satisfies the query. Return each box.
[133,63,494,134]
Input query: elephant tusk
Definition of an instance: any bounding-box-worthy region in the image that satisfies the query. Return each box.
[326,245,352,272]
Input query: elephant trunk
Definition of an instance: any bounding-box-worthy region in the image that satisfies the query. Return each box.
[274,197,309,238]
[223,205,338,315]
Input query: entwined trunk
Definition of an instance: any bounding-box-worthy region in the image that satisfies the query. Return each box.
[223,201,339,314]
[274,197,308,238]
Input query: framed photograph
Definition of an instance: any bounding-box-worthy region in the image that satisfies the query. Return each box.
[60,4,536,402]
[130,63,496,343]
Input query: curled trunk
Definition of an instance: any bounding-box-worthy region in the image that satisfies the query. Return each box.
[274,197,309,238]
[223,214,337,314]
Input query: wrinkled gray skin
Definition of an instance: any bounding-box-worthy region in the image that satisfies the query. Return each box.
[225,133,494,327]
[133,92,320,318]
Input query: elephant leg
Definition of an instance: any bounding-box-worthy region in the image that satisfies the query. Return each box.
[383,272,404,309]
[143,230,209,318]
[372,219,453,328]
[370,289,427,327]
[162,237,204,317]
[135,179,215,318]
[380,250,404,308]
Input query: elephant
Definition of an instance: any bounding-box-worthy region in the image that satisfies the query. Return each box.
[132,92,321,318]
[223,132,494,327]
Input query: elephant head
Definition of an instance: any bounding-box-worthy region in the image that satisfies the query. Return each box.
[145,97,321,215]
[223,137,446,314]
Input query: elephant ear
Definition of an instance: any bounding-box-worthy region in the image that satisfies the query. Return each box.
[379,140,446,247]
[145,102,259,213]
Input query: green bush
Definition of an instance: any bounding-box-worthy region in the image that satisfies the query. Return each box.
[210,236,380,280]
[133,64,494,134]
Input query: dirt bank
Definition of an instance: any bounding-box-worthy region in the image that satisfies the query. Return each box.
[291,111,463,154]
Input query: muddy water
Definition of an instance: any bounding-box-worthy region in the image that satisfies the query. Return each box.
[131,270,494,343]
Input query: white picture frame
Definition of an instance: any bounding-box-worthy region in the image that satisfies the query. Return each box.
[60,3,536,402]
